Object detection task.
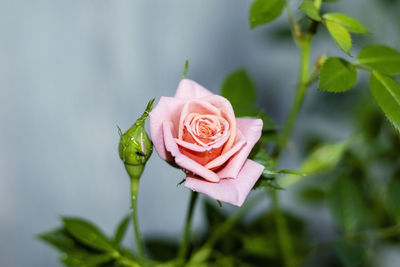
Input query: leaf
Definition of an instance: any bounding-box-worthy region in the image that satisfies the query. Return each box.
[277,169,306,176]
[181,59,189,80]
[61,251,114,267]
[204,201,227,232]
[369,72,400,131]
[299,187,326,203]
[323,13,368,34]
[38,228,77,253]
[356,45,400,75]
[145,239,178,261]
[253,177,284,190]
[299,0,321,21]
[114,215,130,246]
[334,240,365,267]
[319,57,357,92]
[325,19,352,54]
[386,177,400,222]
[328,177,365,233]
[221,69,255,108]
[63,217,115,252]
[249,0,286,29]
[280,140,348,187]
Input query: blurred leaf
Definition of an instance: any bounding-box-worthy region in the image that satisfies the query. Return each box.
[328,176,365,233]
[299,187,326,203]
[356,45,400,75]
[63,217,115,252]
[299,0,321,21]
[254,177,284,190]
[242,235,279,258]
[249,0,286,29]
[221,69,255,109]
[319,57,357,92]
[280,140,348,187]
[325,19,352,54]
[61,251,114,267]
[369,72,400,131]
[181,59,189,80]
[145,239,178,261]
[38,228,77,253]
[334,240,365,267]
[323,13,368,34]
[277,169,306,176]
[114,215,130,246]
[386,177,400,222]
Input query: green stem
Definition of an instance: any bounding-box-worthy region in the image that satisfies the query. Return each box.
[178,191,199,263]
[271,190,296,267]
[275,36,311,159]
[130,177,145,262]
[272,29,313,267]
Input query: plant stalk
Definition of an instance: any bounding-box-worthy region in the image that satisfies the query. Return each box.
[178,191,199,264]
[130,176,145,262]
[272,31,313,267]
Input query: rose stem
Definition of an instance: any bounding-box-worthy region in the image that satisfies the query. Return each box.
[130,176,145,262]
[271,1,320,266]
[178,191,199,264]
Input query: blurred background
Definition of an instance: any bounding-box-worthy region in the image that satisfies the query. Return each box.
[0,0,399,266]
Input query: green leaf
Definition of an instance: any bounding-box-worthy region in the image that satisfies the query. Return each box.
[249,0,286,29]
[356,45,400,75]
[38,228,77,253]
[299,0,321,21]
[386,177,400,222]
[277,169,306,176]
[328,177,365,233]
[114,215,130,246]
[319,57,357,92]
[221,69,256,108]
[323,13,368,34]
[204,201,227,232]
[299,187,326,203]
[253,177,284,190]
[181,59,189,80]
[63,217,115,252]
[334,240,365,267]
[145,239,178,261]
[280,140,348,187]
[325,19,352,54]
[61,251,114,267]
[369,72,400,131]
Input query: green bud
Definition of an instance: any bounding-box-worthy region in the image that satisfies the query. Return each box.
[118,98,155,179]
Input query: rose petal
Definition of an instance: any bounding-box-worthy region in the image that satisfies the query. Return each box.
[178,100,221,140]
[217,118,263,179]
[175,79,214,99]
[149,97,186,161]
[205,131,246,170]
[200,95,237,153]
[185,159,264,206]
[163,121,220,182]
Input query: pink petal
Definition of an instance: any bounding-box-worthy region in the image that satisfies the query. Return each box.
[163,121,220,182]
[200,95,237,153]
[217,118,263,179]
[185,159,264,206]
[175,79,214,99]
[204,132,246,169]
[178,100,221,140]
[149,97,186,161]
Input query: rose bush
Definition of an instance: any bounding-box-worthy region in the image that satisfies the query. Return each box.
[149,79,264,206]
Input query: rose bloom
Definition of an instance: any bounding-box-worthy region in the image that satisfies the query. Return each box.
[149,79,264,206]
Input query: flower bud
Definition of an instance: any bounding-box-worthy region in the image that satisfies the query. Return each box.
[119,99,154,179]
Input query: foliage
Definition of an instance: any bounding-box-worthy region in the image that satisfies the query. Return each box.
[39,0,400,267]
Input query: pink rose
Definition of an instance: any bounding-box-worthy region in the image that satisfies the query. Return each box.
[149,79,264,206]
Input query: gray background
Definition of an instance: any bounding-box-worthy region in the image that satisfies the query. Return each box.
[0,0,399,266]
